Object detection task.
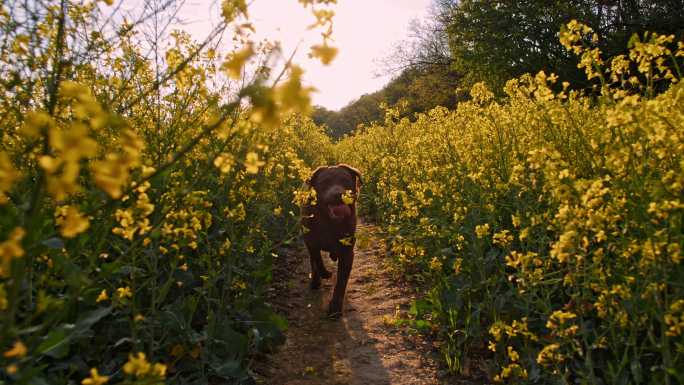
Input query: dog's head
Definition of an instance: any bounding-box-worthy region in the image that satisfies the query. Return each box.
[306,164,362,221]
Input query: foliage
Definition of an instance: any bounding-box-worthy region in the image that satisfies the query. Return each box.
[312,1,462,139]
[0,0,335,384]
[440,0,684,92]
[336,23,684,384]
[319,0,684,140]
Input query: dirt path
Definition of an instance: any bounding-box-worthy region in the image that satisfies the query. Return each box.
[256,222,485,385]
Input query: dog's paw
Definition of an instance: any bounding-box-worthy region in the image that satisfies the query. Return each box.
[327,302,343,319]
[320,269,332,279]
[326,310,342,319]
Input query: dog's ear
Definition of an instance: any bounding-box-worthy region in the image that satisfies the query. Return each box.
[338,164,362,191]
[306,166,328,187]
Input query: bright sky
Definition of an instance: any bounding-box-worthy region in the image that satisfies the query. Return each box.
[140,0,432,110]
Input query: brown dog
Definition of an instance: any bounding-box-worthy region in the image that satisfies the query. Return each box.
[301,164,362,317]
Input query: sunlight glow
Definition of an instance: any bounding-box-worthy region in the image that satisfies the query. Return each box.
[140,0,432,110]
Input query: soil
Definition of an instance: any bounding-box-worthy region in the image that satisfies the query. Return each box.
[256,222,489,385]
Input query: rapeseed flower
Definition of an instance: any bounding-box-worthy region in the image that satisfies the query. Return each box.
[81,368,109,385]
[3,340,27,358]
[244,152,265,174]
[0,227,25,277]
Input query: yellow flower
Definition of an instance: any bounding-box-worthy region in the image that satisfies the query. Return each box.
[453,258,462,274]
[56,206,90,238]
[341,190,355,205]
[475,223,490,239]
[91,129,143,199]
[20,110,52,138]
[0,152,20,204]
[493,230,513,247]
[213,153,235,173]
[3,340,27,358]
[276,65,315,115]
[546,310,577,329]
[91,154,130,199]
[152,363,167,377]
[82,368,109,385]
[49,123,98,162]
[665,299,684,337]
[141,165,156,178]
[511,214,521,228]
[0,227,26,277]
[244,152,265,174]
[44,160,81,200]
[123,352,151,377]
[537,343,563,366]
[38,155,61,174]
[222,44,254,79]
[170,344,184,357]
[0,284,7,310]
[116,286,133,299]
[429,256,442,271]
[507,346,519,362]
[221,0,248,22]
[309,43,338,65]
[96,290,109,303]
[59,80,90,99]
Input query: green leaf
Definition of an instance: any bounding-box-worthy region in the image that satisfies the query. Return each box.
[414,319,429,330]
[210,360,243,379]
[36,328,69,359]
[41,237,64,249]
[76,307,111,329]
[36,308,110,359]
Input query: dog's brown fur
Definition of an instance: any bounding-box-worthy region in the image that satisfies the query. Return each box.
[301,164,362,317]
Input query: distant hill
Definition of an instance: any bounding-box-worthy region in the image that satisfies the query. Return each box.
[312,65,462,139]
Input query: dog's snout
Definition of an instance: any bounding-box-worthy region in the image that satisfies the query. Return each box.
[323,185,345,204]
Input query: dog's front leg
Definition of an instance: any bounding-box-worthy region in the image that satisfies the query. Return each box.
[306,244,330,289]
[328,249,354,317]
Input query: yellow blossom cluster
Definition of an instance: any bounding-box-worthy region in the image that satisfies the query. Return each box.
[336,22,684,382]
[112,182,154,240]
[55,205,90,238]
[0,1,336,383]
[664,299,684,337]
[122,352,166,378]
[91,129,145,200]
[0,152,19,204]
[0,227,25,277]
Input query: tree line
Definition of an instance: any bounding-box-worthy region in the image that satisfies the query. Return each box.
[314,0,684,139]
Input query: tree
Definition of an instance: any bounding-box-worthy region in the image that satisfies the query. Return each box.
[312,65,464,139]
[312,1,465,139]
[440,0,684,91]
